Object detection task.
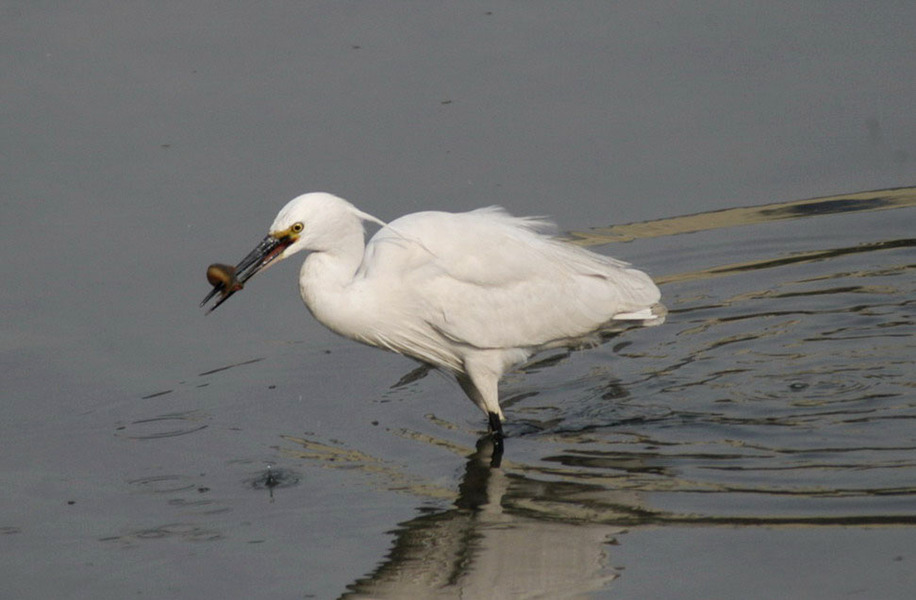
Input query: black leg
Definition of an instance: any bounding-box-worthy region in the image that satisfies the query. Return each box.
[487,412,505,466]
[487,411,504,437]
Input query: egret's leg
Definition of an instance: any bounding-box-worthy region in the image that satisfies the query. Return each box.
[485,412,504,467]
[457,359,506,448]
[487,411,504,438]
[457,373,504,423]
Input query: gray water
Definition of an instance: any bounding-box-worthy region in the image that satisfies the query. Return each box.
[3,3,915,599]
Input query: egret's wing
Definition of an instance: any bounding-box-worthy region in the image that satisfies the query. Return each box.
[422,250,660,350]
[359,208,660,351]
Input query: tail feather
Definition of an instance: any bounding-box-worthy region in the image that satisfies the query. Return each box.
[613,302,667,326]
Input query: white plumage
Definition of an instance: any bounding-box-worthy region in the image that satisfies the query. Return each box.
[203,192,665,442]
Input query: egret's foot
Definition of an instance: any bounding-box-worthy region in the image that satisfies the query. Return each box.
[487,411,504,437]
[487,412,505,467]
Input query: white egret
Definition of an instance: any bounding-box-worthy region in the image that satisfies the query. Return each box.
[202,193,665,446]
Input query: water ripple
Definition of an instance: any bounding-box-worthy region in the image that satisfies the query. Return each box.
[116,410,209,440]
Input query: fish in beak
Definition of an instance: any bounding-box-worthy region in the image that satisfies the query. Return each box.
[200,232,295,313]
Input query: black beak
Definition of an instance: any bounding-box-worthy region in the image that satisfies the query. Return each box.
[200,234,290,313]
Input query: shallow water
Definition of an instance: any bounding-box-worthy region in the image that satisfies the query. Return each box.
[4,3,916,599]
[3,189,914,598]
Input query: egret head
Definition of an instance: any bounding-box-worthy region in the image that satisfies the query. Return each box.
[201,193,384,313]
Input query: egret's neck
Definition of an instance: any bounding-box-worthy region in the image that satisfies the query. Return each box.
[298,227,369,338]
[301,226,365,288]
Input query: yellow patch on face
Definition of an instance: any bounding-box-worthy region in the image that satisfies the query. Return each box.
[271,221,304,239]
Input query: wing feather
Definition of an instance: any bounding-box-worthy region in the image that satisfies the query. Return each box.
[356,207,661,352]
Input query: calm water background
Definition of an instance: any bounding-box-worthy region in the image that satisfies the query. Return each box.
[3,3,914,599]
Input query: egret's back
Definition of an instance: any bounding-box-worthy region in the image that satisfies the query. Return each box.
[355,207,662,357]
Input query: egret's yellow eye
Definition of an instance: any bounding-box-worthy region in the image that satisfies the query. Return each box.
[291,222,304,234]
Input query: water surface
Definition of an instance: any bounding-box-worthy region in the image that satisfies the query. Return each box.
[3,3,915,599]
